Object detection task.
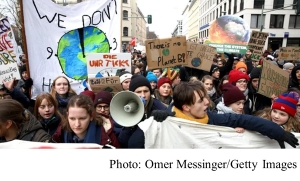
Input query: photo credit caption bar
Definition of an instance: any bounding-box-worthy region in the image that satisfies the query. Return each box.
[109,159,297,171]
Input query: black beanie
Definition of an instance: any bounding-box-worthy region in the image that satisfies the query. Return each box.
[20,65,27,74]
[249,67,262,80]
[129,74,152,94]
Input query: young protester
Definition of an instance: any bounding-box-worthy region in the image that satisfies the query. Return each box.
[0,99,52,142]
[34,93,63,141]
[50,76,76,116]
[61,95,120,148]
[127,81,299,148]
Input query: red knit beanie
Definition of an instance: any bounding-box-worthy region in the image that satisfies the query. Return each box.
[80,90,95,101]
[157,77,172,89]
[228,70,250,84]
[271,92,298,117]
[220,83,246,106]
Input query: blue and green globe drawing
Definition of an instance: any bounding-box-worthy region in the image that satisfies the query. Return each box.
[57,26,110,80]
[191,58,201,67]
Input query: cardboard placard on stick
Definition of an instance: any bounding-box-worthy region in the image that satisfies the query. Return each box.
[186,42,216,71]
[248,30,269,61]
[89,76,122,96]
[145,36,188,69]
[278,47,300,61]
[257,60,289,98]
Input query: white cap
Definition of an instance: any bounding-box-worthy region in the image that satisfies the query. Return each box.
[120,73,132,83]
[267,55,274,60]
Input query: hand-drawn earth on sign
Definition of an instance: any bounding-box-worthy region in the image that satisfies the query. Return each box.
[191,58,201,67]
[57,26,110,81]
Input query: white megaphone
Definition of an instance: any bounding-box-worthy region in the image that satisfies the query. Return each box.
[110,91,145,127]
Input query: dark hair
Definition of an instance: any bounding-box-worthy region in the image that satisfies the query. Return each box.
[0,99,28,129]
[217,75,229,95]
[173,81,207,111]
[62,95,104,132]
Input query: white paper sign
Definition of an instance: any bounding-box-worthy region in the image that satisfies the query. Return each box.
[87,53,131,77]
[23,0,121,99]
[0,17,21,82]
[139,117,300,149]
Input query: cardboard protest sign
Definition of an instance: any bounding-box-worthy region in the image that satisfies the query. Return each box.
[258,60,289,98]
[186,42,216,71]
[206,15,250,54]
[22,0,121,99]
[86,53,131,77]
[278,47,300,61]
[145,36,188,69]
[248,30,269,61]
[88,76,122,96]
[0,17,21,83]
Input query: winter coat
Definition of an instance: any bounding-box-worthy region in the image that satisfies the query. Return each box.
[0,110,52,142]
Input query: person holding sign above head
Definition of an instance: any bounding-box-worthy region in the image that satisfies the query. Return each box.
[50,76,76,116]
[148,81,299,149]
[61,95,120,148]
[247,67,272,114]
[117,74,166,148]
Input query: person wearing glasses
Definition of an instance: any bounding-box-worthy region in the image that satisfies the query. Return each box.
[93,91,122,139]
[1,79,30,109]
[228,69,252,115]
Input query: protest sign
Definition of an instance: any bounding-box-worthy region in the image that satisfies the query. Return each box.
[258,60,289,98]
[138,116,300,149]
[0,17,21,82]
[145,36,188,69]
[86,53,131,77]
[248,30,269,61]
[186,42,216,71]
[22,0,121,99]
[206,15,250,54]
[278,47,300,61]
[88,76,122,96]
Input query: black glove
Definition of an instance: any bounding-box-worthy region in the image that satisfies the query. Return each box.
[150,110,175,122]
[277,131,299,149]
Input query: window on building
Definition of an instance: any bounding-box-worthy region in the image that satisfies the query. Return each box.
[224,3,227,11]
[122,0,128,3]
[250,14,266,28]
[213,10,215,20]
[240,0,244,10]
[77,0,82,2]
[228,0,231,14]
[270,15,284,28]
[123,10,128,20]
[216,8,219,18]
[273,0,284,9]
[287,38,300,46]
[233,0,237,13]
[289,15,300,28]
[220,6,222,16]
[293,0,297,9]
[254,0,264,9]
[123,27,128,36]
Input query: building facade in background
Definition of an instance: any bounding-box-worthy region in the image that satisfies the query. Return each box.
[171,20,183,37]
[188,0,200,42]
[181,4,190,39]
[198,0,300,51]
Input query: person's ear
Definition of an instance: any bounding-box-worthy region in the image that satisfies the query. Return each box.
[5,120,13,129]
[182,105,190,112]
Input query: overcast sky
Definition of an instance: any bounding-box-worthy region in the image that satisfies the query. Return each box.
[136,0,188,38]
